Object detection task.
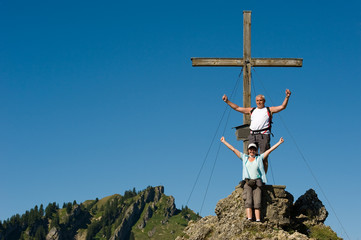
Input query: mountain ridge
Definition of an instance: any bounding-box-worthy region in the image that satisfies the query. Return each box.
[0,185,341,240]
[0,186,199,240]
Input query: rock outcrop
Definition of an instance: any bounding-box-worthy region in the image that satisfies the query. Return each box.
[46,227,61,240]
[293,189,328,225]
[110,186,165,240]
[176,183,341,240]
[46,203,91,240]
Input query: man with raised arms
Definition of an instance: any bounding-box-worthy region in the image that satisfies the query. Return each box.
[222,89,291,173]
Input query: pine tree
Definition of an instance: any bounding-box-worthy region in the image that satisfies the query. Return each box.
[23,211,29,226]
[45,203,52,219]
[34,225,46,240]
[39,204,44,217]
[45,202,58,219]
[66,202,72,214]
[86,221,101,240]
[28,208,35,227]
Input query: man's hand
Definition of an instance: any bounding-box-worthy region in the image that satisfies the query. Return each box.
[285,89,291,97]
[279,137,284,144]
[222,94,228,102]
[220,136,225,143]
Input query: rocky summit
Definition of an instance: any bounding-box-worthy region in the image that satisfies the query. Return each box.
[176,184,341,240]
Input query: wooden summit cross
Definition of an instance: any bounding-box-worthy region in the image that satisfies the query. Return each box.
[191,10,303,152]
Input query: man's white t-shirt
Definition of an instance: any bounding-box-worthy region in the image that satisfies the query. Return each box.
[250,107,270,134]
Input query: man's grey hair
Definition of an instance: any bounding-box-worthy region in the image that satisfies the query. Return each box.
[256,94,266,101]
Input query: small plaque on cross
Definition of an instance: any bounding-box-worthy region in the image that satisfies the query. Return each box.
[233,124,250,141]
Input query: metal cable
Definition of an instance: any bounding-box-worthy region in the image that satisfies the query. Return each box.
[186,69,243,209]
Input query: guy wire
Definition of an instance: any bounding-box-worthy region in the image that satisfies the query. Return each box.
[186,69,243,209]
[200,69,242,215]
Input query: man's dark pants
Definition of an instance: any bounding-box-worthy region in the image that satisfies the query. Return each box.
[248,134,270,153]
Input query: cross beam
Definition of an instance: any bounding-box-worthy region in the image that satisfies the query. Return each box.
[191,11,303,152]
[191,58,302,67]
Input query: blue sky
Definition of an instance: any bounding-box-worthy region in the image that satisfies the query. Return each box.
[1,0,360,239]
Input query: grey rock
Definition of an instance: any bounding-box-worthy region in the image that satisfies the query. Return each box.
[163,195,177,218]
[262,185,294,227]
[293,188,328,224]
[110,186,168,240]
[215,184,293,228]
[177,185,335,240]
[137,205,153,229]
[110,198,145,240]
[46,227,61,240]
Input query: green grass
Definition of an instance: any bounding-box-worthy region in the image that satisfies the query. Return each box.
[82,200,96,209]
[308,225,341,240]
[58,208,68,224]
[94,194,121,209]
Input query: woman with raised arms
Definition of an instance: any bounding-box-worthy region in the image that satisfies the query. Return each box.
[220,136,284,222]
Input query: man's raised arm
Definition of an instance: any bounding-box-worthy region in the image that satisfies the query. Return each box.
[270,89,291,114]
[222,94,252,114]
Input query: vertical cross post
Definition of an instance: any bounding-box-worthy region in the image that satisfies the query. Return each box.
[243,11,252,152]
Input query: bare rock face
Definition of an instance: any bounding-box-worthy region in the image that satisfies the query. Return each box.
[110,186,170,240]
[215,184,293,229]
[293,189,328,224]
[46,227,61,240]
[261,185,294,226]
[137,205,153,229]
[163,195,177,218]
[176,185,339,240]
